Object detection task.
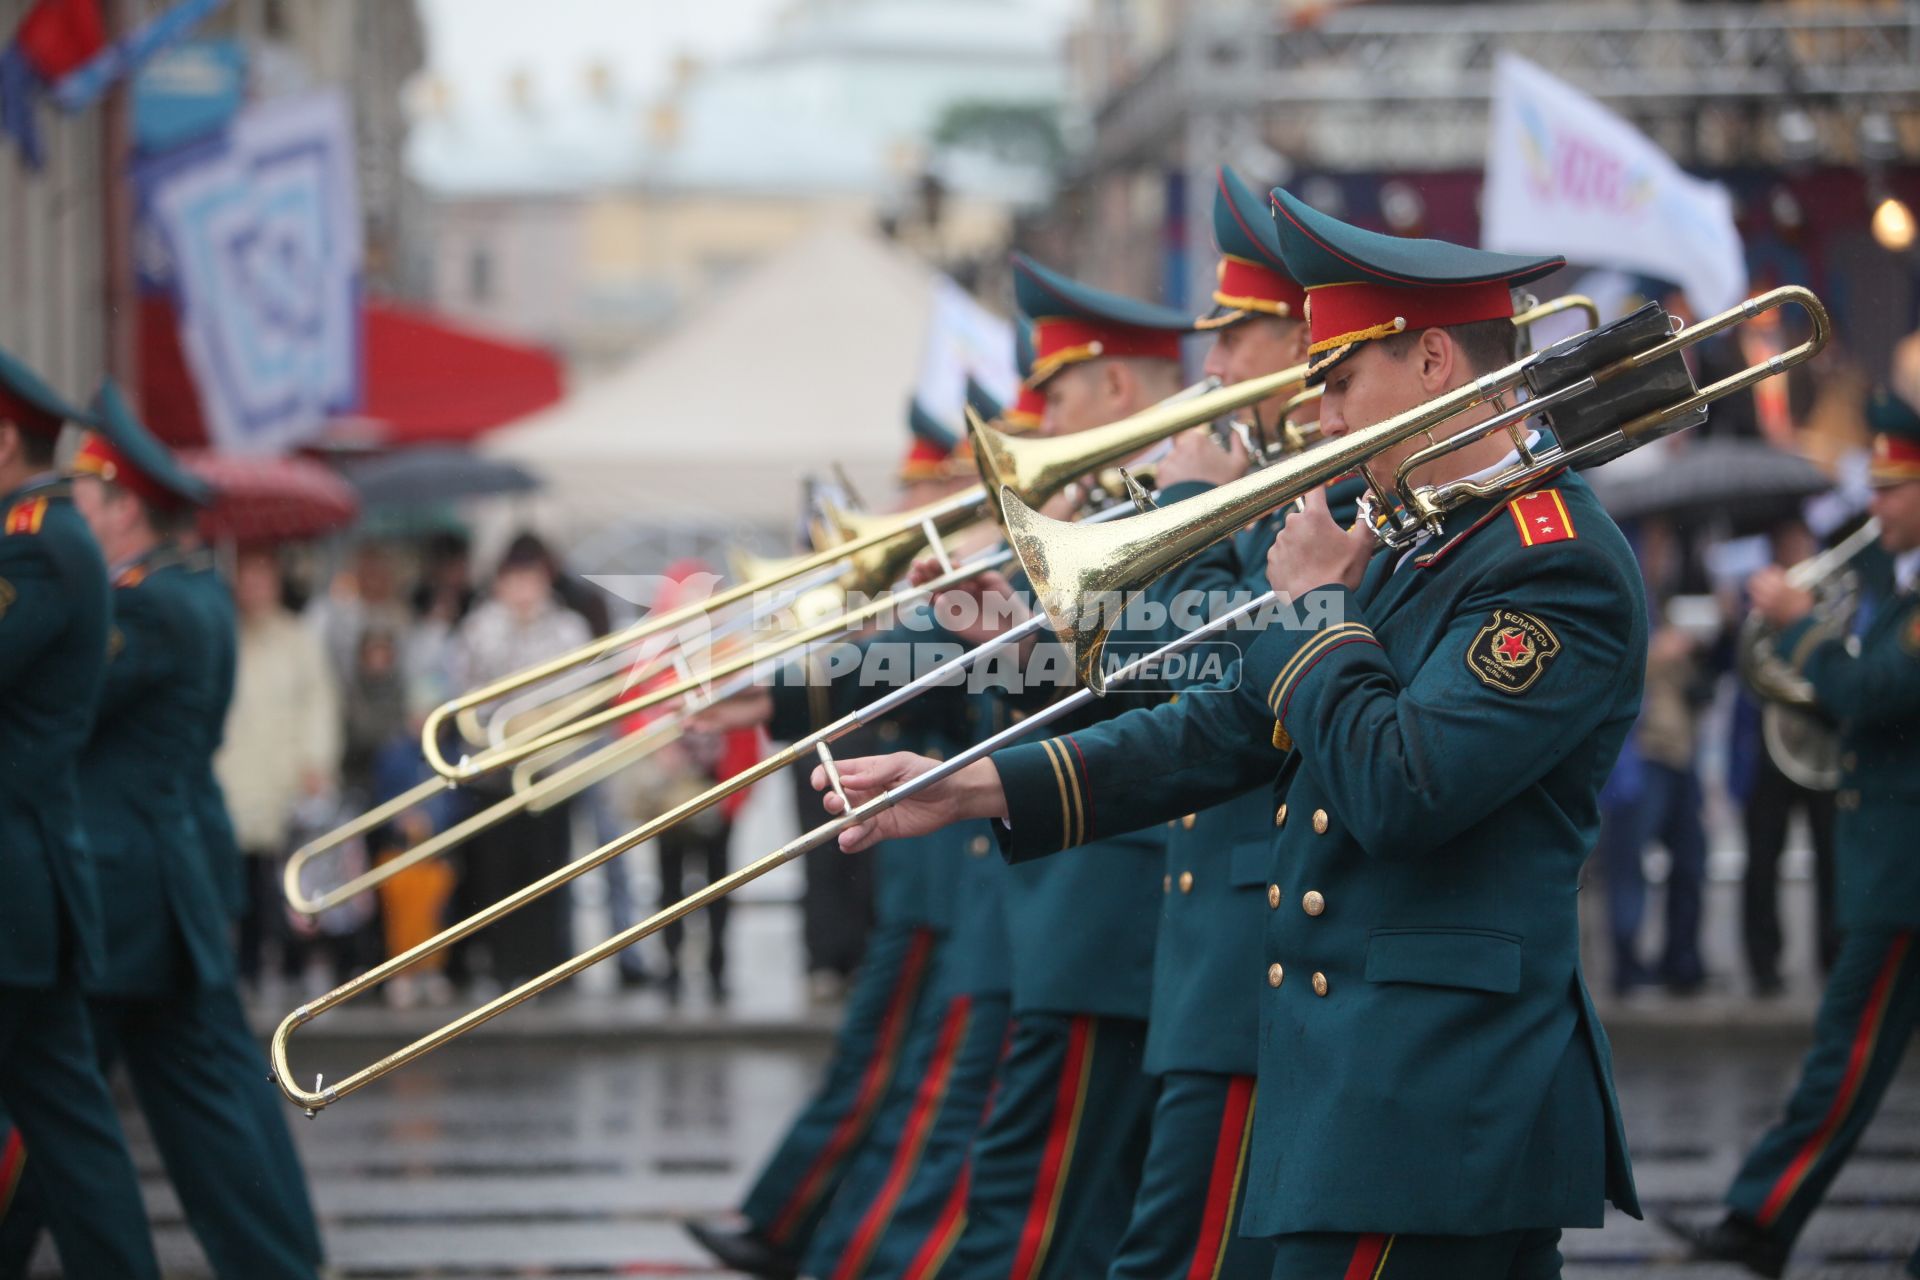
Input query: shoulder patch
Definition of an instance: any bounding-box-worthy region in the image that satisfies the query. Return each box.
[4,497,48,536]
[1466,608,1562,694]
[1505,489,1577,547]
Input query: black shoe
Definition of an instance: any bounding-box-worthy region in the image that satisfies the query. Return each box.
[1660,1212,1789,1278]
[684,1221,798,1278]
[1752,972,1786,999]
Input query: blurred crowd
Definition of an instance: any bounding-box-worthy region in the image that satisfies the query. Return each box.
[218,530,752,1010]
[1585,291,1887,1001]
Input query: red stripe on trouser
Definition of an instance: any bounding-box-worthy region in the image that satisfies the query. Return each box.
[1343,1233,1391,1280]
[0,1131,24,1219]
[1185,1075,1256,1280]
[832,997,974,1280]
[769,930,935,1243]
[901,1019,1015,1280]
[1757,931,1914,1227]
[1008,1016,1094,1280]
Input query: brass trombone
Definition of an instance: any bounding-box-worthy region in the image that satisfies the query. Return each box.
[267,293,1639,1109]
[416,365,1314,783]
[1006,287,1828,689]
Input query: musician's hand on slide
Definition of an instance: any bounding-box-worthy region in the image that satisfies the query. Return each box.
[1748,565,1816,629]
[1154,426,1249,490]
[910,564,1033,649]
[814,754,1007,853]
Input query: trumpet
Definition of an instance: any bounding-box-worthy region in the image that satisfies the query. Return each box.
[1738,517,1881,790]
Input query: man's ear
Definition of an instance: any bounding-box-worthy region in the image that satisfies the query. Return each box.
[1100,358,1133,408]
[1418,327,1457,393]
[1284,319,1311,364]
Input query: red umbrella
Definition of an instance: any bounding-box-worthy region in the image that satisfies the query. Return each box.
[180,451,360,544]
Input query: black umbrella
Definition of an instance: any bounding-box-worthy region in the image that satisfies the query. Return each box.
[1584,439,1832,534]
[343,447,540,508]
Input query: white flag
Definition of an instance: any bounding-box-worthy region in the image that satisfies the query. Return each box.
[1484,53,1746,317]
[914,277,1018,431]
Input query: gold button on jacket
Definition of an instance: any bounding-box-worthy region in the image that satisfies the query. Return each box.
[1302,890,1325,917]
[969,835,991,857]
[1181,813,1196,830]
[1267,884,1281,909]
[1311,971,1329,997]
[1311,808,1329,834]
[1178,870,1193,894]
[1274,803,1288,828]
[1163,873,1172,894]
[1267,963,1284,988]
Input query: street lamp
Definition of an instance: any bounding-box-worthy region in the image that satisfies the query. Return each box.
[1872,195,1916,253]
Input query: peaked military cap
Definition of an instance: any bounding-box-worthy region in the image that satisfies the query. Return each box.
[1012,253,1192,390]
[966,376,1005,429]
[900,397,960,483]
[72,379,213,511]
[999,318,1046,433]
[1868,386,1920,486]
[0,345,91,440]
[1195,166,1306,331]
[1268,187,1563,380]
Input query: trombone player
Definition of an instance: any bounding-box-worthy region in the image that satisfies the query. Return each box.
[816,193,1651,1278]
[1669,384,1920,1278]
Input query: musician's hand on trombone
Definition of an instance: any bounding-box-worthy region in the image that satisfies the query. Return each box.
[1265,485,1375,601]
[1154,425,1250,490]
[814,753,1008,853]
[1748,565,1816,629]
[910,559,1040,654]
[687,686,773,734]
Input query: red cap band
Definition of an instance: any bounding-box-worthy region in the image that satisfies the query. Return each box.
[1027,317,1184,388]
[899,437,953,482]
[1305,279,1516,355]
[1214,255,1305,318]
[1002,385,1046,433]
[1871,433,1920,484]
[72,434,188,512]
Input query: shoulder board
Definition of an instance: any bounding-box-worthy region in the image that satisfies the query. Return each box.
[4,497,48,537]
[1505,489,1578,548]
[115,563,150,589]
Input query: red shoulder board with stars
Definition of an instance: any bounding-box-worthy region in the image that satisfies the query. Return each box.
[1506,489,1577,547]
[4,497,47,536]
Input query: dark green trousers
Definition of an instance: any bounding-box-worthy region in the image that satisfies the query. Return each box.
[2,984,316,1279]
[741,923,938,1252]
[803,974,1013,1279]
[1266,1228,1563,1278]
[1727,926,1920,1272]
[0,984,157,1280]
[944,1013,1157,1280]
[1109,1071,1272,1279]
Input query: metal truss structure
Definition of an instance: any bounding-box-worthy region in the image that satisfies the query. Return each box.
[1093,2,1920,174]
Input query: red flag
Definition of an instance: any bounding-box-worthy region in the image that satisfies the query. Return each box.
[14,0,105,79]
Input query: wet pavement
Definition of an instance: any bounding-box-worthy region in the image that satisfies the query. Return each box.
[23,1020,1913,1278]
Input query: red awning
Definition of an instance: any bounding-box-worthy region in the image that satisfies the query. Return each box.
[138,296,564,450]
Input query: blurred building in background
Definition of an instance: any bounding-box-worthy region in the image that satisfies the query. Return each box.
[408,0,1070,377]
[1045,0,1920,380]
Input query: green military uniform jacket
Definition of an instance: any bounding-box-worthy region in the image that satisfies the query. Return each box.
[1773,552,1920,930]
[181,551,247,919]
[992,474,1644,1236]
[0,480,111,987]
[1138,475,1365,1077]
[81,547,235,997]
